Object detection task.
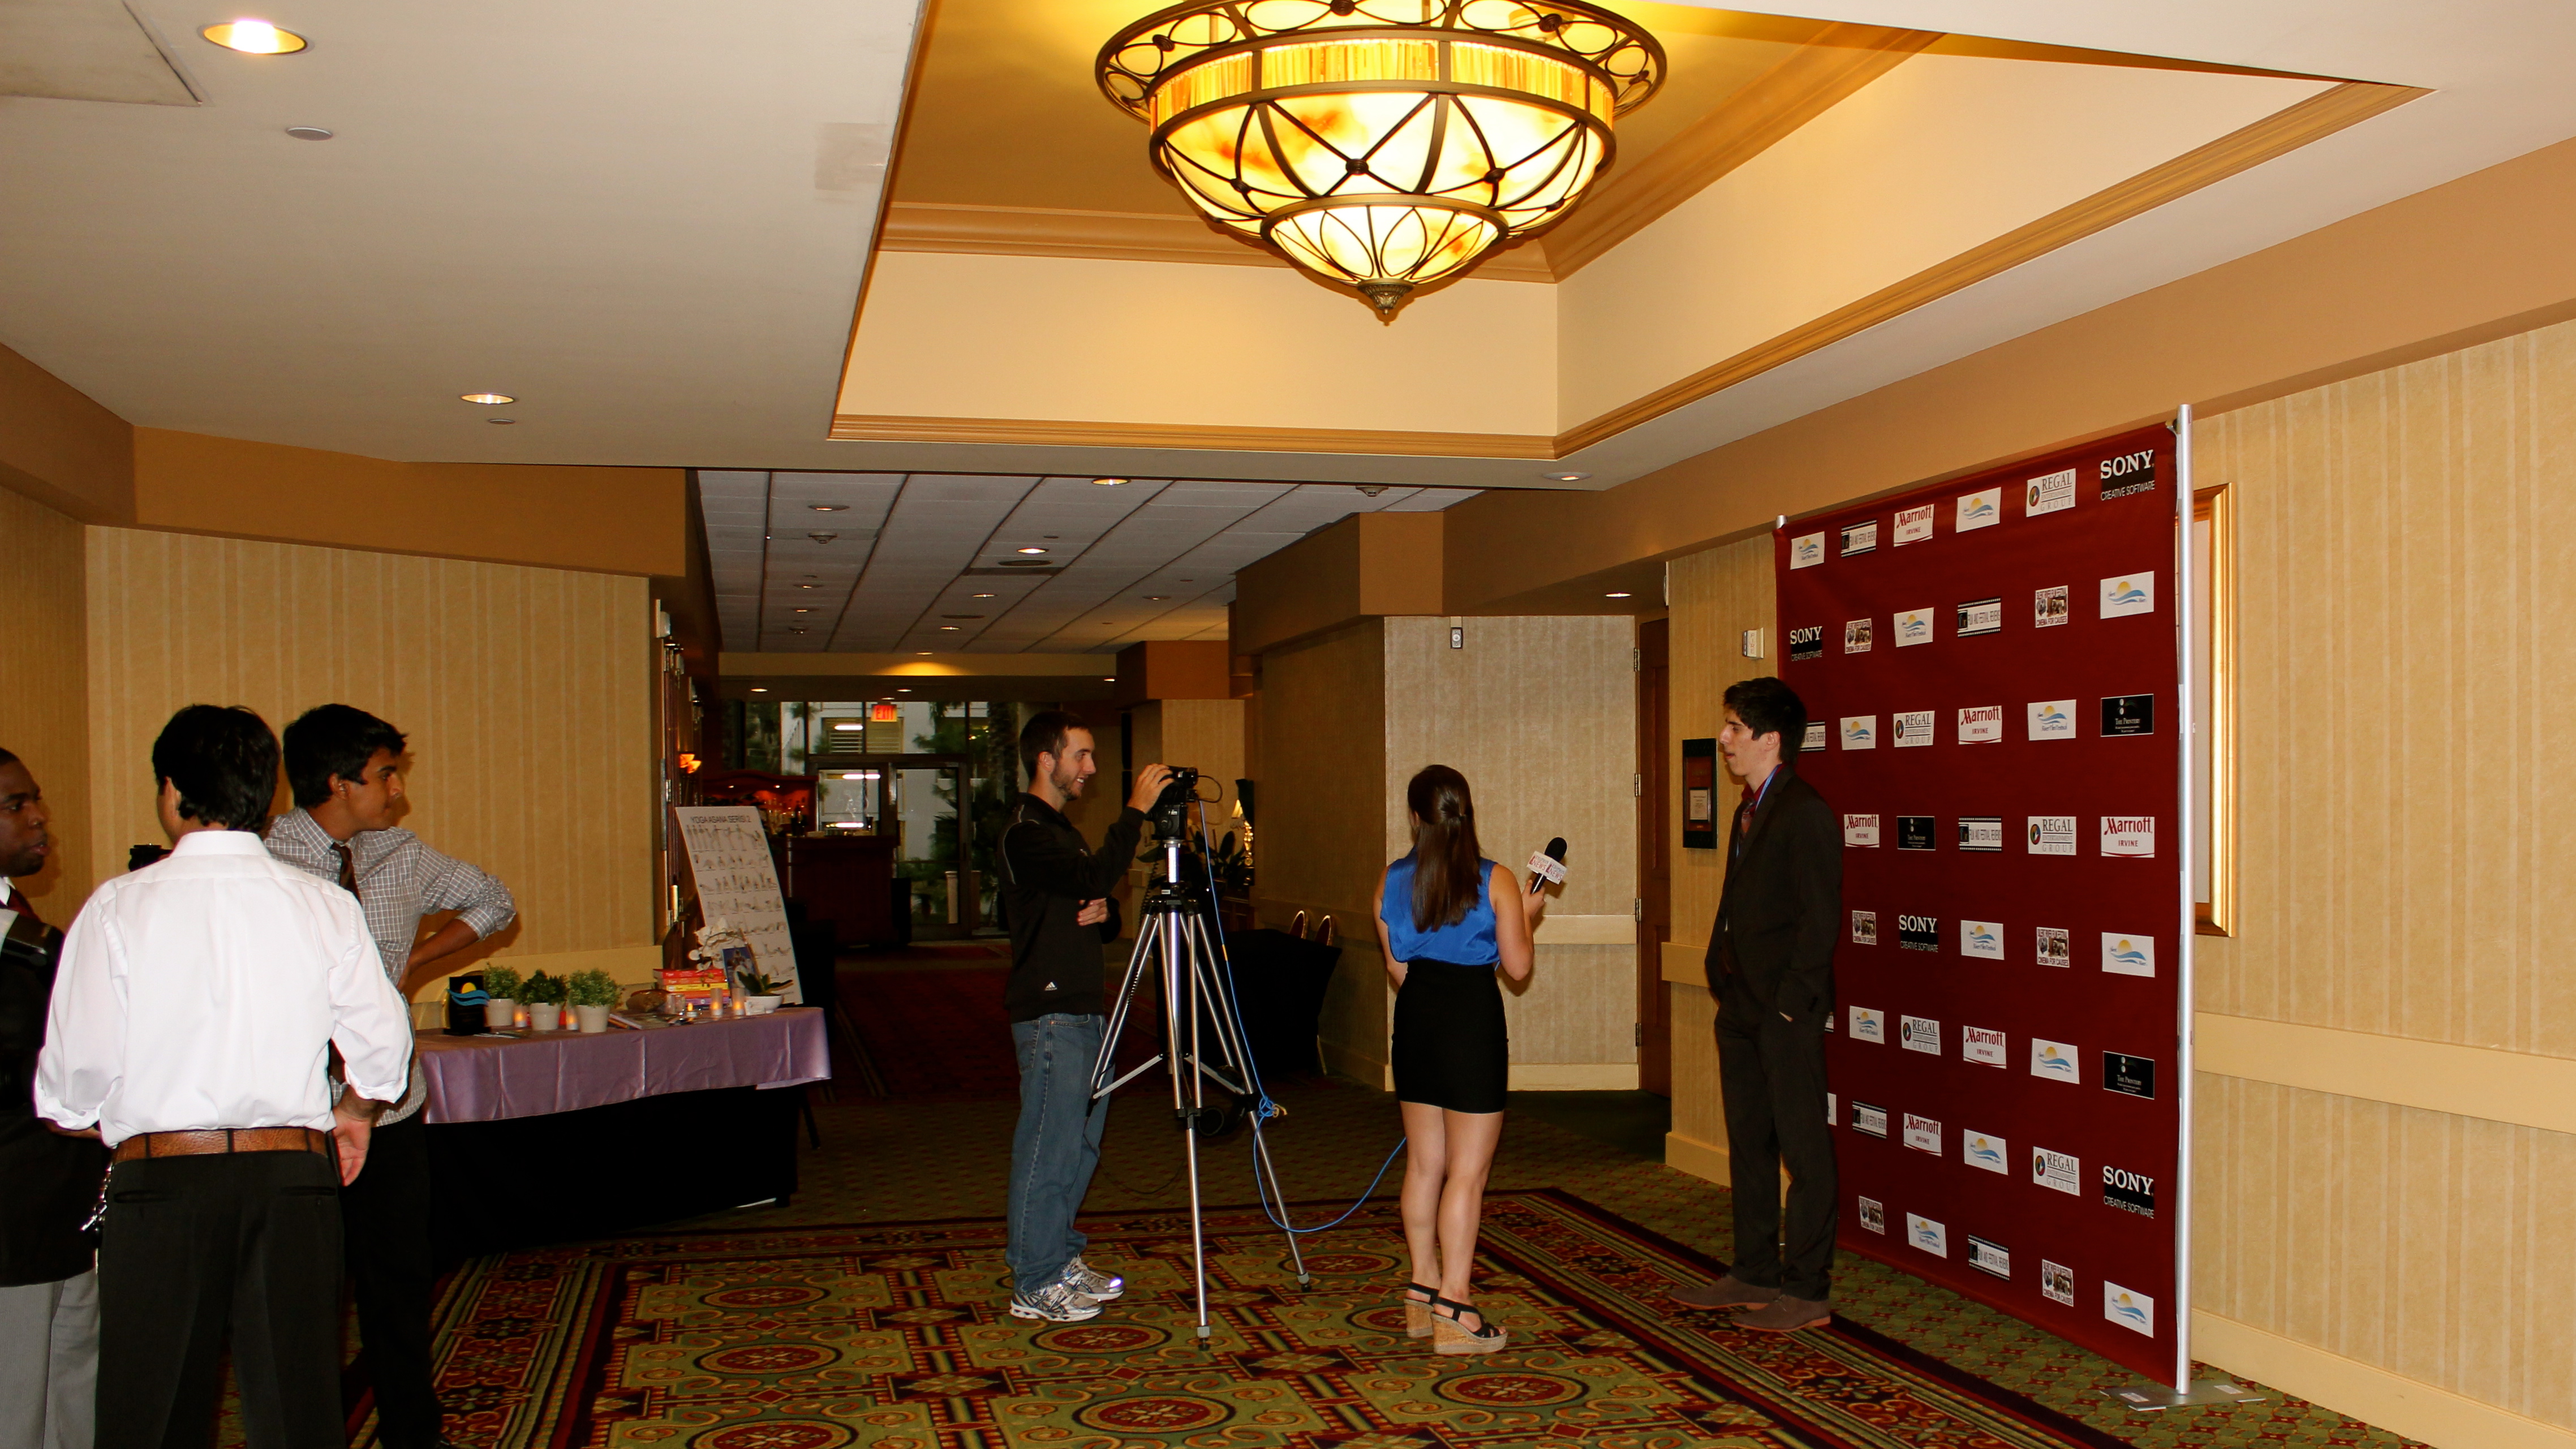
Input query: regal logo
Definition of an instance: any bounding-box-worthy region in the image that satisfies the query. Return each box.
[1899,1015,1941,1054]
[1893,710,1934,747]
[2031,1146,2080,1195]
[2025,467,2076,517]
[1787,624,1825,662]
[2027,816,2078,855]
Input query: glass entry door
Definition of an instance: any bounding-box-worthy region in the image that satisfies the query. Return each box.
[892,762,974,939]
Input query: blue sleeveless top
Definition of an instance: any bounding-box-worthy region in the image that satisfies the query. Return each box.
[1380,854,1502,966]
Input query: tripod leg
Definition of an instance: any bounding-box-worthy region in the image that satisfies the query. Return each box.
[1179,915,1310,1288]
[1091,914,1164,1098]
[1252,1128,1311,1288]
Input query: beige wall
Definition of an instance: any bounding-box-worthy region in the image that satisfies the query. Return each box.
[1658,538,1776,1169]
[2182,320,2576,1439]
[84,528,658,970]
[0,487,94,913]
[1251,621,1390,1082]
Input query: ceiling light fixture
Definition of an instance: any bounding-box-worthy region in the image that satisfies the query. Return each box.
[916,651,934,656]
[1098,1,1661,319]
[938,625,962,631]
[750,686,768,693]
[793,608,815,614]
[1093,478,1128,486]
[461,393,512,405]
[1546,471,1591,481]
[202,19,307,53]
[809,504,849,512]
[1604,591,1632,599]
[971,592,998,599]
[1016,547,1048,555]
[1144,595,1169,601]
[809,532,838,544]
[486,418,515,425]
[285,126,333,141]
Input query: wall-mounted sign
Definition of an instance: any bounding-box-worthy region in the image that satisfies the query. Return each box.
[1682,738,1718,849]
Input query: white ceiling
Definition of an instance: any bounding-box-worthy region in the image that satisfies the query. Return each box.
[2,0,2574,491]
[699,471,1474,653]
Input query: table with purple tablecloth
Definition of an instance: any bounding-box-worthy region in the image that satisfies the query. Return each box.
[416,1008,831,1122]
[417,1010,833,1261]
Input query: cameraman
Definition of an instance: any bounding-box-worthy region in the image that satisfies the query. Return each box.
[996,710,1167,1324]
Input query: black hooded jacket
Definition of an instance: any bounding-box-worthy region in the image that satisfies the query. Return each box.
[996,793,1142,1022]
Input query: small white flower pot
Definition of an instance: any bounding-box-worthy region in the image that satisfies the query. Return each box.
[525,1003,561,1032]
[574,1004,612,1033]
[747,995,782,1016]
[484,999,517,1030]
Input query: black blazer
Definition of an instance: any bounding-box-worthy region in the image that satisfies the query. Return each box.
[1702,767,1842,1024]
[0,898,109,1286]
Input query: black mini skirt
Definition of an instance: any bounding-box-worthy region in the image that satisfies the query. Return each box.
[1391,956,1508,1113]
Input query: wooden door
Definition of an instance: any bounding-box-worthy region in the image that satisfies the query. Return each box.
[1637,618,1673,1095]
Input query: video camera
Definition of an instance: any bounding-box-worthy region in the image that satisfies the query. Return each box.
[1150,764,1203,840]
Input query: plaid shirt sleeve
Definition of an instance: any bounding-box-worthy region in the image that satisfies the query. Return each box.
[404,837,516,941]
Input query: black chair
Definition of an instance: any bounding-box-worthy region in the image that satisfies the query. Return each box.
[784,906,881,1104]
[1220,927,1341,1083]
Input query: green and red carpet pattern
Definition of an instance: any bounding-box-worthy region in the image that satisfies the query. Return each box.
[426,1190,2138,1449]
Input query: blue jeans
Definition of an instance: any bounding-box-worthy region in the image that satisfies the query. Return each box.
[1007,1013,1110,1296]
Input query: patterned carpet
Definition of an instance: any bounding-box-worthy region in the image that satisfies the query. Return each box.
[428,1189,2141,1449]
[352,1075,2423,1449]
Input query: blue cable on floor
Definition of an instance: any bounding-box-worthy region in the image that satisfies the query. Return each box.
[1192,802,1407,1237]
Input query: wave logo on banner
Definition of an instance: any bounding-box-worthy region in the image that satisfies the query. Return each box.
[1959,920,2003,960]
[1955,488,2001,532]
[1894,608,1936,646]
[1962,1131,2010,1174]
[2100,573,2155,618]
[2102,934,2157,977]
[1850,1006,1886,1042]
[2027,700,2077,739]
[2104,1283,2156,1337]
[2031,1038,2081,1081]
[1907,1213,1949,1257]
[1841,716,1877,750]
[1791,532,1826,569]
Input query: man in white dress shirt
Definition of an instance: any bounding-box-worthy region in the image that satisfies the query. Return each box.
[36,706,413,1449]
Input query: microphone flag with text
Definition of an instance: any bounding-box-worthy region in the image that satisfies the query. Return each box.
[1526,837,1567,895]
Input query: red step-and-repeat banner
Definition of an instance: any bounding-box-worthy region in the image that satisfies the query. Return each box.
[1774,423,2183,1379]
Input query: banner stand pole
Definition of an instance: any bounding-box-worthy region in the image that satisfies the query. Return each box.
[2096,407,2263,1413]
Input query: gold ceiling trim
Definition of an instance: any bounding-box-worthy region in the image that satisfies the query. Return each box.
[827,413,1555,459]
[1553,79,2429,455]
[1542,22,1940,277]
[877,202,1558,283]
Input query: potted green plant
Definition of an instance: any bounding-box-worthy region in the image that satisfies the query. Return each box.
[483,964,523,1030]
[737,966,793,1015]
[518,970,567,1031]
[567,969,621,1033]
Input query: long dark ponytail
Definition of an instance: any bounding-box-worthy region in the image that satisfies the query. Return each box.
[1407,764,1485,931]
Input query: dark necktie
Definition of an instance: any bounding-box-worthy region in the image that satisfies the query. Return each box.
[333,842,362,902]
[1732,793,1758,860]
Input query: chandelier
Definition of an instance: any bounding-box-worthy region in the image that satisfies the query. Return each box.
[1098,1,1663,319]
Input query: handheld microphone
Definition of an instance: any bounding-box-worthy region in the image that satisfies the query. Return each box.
[1526,837,1567,895]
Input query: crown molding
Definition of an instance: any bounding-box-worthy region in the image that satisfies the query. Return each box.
[1553,80,2429,455]
[828,412,1556,459]
[878,201,1559,283]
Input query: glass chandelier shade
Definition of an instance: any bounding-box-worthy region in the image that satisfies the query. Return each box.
[1099,1,1662,317]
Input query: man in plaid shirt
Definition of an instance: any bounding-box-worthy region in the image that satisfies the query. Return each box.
[266,705,514,1449]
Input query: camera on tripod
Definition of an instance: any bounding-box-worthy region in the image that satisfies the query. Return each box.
[1151,765,1202,839]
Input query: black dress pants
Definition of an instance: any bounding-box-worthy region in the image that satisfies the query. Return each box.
[96,1149,343,1449]
[1715,995,1838,1301]
[342,1115,442,1448]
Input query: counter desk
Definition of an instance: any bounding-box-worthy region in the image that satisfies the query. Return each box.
[415,1009,829,1262]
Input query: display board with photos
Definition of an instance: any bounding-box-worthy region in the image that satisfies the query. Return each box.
[1775,423,2182,1380]
[669,805,802,1003]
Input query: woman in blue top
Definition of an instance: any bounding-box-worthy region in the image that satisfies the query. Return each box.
[1373,765,1541,1355]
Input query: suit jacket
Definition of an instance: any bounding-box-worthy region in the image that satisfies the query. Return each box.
[1702,767,1842,1025]
[0,891,110,1285]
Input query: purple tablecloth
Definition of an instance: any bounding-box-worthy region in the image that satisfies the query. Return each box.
[417,1009,831,1124]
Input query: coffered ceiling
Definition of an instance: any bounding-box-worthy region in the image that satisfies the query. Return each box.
[2,0,2574,498]
[699,470,1473,653]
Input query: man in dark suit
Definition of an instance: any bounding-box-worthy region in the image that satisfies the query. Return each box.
[1672,677,1841,1331]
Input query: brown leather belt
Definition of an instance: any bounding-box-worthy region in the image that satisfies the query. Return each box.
[111,1127,332,1163]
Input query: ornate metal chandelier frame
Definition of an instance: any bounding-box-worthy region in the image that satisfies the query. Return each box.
[1098,0,1665,316]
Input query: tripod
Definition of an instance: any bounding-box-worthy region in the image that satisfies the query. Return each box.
[1090,831,1310,1339]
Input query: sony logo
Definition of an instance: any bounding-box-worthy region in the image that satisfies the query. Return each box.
[1898,914,1937,932]
[2100,450,2154,479]
[2102,1167,2154,1193]
[1788,625,1824,644]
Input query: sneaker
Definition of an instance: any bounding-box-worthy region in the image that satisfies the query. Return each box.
[1010,1280,1102,1322]
[1061,1255,1124,1302]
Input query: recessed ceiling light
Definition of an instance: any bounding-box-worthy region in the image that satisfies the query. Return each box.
[1605,591,1632,599]
[916,651,934,656]
[1103,677,1116,682]
[796,583,819,590]
[285,126,333,141]
[1016,547,1048,555]
[1143,595,1169,601]
[937,625,962,631]
[1093,478,1126,486]
[895,687,910,692]
[1546,471,1590,482]
[808,532,837,544]
[486,418,515,425]
[202,19,307,53]
[971,592,997,599]
[788,627,808,634]
[793,608,814,614]
[459,393,511,405]
[749,686,767,693]
[809,504,848,512]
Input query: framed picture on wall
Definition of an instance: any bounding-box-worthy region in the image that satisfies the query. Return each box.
[1682,738,1718,848]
